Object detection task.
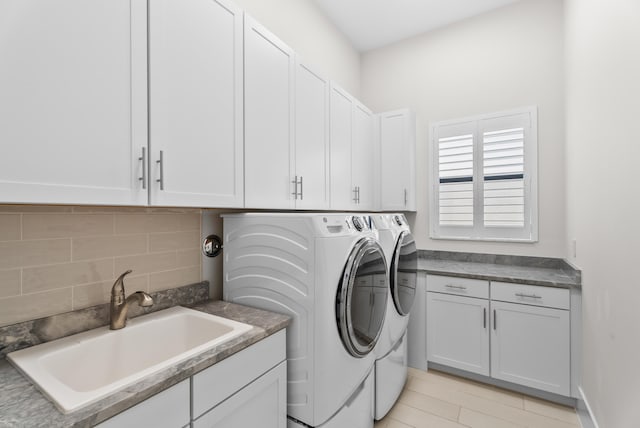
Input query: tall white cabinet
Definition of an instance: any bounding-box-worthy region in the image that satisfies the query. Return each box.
[244,15,295,209]
[148,0,243,208]
[0,0,148,206]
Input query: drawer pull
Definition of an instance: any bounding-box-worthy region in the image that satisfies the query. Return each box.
[445,284,467,290]
[515,293,542,299]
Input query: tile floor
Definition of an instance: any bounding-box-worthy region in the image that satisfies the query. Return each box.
[375,368,580,428]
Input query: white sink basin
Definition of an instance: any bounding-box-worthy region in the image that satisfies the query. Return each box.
[7,306,253,414]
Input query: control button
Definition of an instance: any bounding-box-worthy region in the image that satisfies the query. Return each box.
[394,215,403,226]
[352,216,363,231]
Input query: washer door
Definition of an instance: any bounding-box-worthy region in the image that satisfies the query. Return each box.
[390,231,418,316]
[336,237,388,357]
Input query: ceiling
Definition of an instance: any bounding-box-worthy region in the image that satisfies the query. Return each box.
[313,0,522,52]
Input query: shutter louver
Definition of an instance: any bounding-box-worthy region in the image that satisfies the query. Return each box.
[438,134,473,227]
[483,128,525,227]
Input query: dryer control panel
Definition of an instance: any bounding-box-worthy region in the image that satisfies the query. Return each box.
[349,215,372,232]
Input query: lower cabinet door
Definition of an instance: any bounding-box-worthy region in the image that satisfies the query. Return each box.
[426,292,490,376]
[490,301,570,396]
[193,361,287,428]
[96,380,190,428]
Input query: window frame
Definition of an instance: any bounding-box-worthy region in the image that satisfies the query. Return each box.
[429,106,538,243]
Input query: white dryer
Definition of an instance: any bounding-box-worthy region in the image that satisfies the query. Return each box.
[370,213,418,420]
[222,213,388,428]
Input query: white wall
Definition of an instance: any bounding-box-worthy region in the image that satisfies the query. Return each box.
[361,0,566,257]
[565,0,640,425]
[233,0,360,97]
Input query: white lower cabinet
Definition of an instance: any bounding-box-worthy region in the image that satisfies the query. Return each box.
[425,275,572,396]
[97,330,286,428]
[194,362,286,428]
[491,290,570,396]
[426,292,490,376]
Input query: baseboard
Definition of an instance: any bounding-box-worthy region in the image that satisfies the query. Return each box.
[428,362,576,407]
[577,387,599,428]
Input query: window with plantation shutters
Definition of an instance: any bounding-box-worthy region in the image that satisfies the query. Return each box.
[430,107,538,242]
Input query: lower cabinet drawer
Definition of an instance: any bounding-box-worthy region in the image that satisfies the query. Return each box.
[427,275,489,299]
[96,379,190,428]
[491,281,570,310]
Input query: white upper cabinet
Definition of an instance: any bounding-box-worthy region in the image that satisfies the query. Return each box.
[0,0,148,205]
[244,15,295,209]
[148,0,244,208]
[352,102,374,210]
[329,84,354,210]
[329,84,375,211]
[294,61,330,210]
[379,109,416,211]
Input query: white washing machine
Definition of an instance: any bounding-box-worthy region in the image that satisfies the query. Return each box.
[222,213,388,428]
[370,213,418,420]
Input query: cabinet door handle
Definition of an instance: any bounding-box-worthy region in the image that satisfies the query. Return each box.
[404,188,408,206]
[445,284,467,290]
[291,175,298,200]
[483,307,486,329]
[138,147,147,189]
[493,309,497,330]
[156,150,164,190]
[299,176,303,200]
[515,293,542,299]
[353,186,358,203]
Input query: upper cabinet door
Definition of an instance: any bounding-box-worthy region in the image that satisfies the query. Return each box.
[294,61,330,210]
[149,0,243,208]
[244,15,295,209]
[0,0,147,205]
[379,109,416,211]
[329,84,354,210]
[352,102,374,210]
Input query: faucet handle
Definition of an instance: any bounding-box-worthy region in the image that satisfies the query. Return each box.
[111,270,133,305]
[115,270,133,286]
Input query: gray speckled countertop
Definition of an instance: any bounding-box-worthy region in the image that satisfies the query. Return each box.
[0,301,290,428]
[418,252,581,289]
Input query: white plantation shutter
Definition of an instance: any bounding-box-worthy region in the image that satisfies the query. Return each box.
[431,107,537,241]
[482,126,525,228]
[438,133,474,227]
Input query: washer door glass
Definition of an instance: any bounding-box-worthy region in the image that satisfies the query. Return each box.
[336,237,388,357]
[390,231,418,316]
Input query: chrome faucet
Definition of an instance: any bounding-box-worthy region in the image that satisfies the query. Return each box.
[110,270,154,330]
